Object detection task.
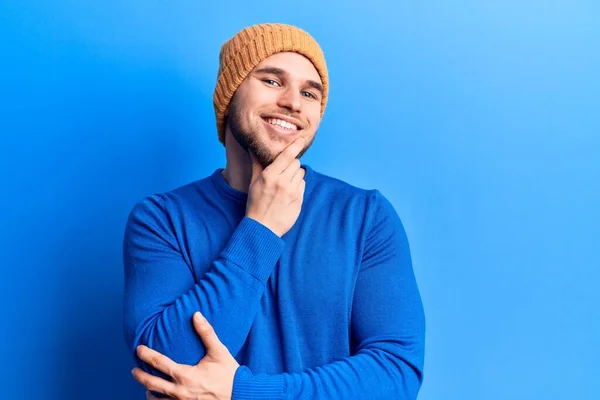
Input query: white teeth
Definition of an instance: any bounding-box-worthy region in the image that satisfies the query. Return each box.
[267,118,298,130]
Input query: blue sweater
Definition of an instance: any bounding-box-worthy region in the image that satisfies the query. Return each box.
[123,164,425,399]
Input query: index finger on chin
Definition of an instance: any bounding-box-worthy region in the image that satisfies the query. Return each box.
[268,137,305,174]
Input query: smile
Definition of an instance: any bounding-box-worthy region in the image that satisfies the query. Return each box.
[264,117,299,131]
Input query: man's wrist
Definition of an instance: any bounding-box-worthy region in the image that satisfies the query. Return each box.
[220,217,285,282]
[232,366,284,400]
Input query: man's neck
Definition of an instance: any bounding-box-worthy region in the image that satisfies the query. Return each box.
[221,165,251,194]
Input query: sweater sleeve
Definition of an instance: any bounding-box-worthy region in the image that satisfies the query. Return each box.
[231,190,426,400]
[122,194,284,380]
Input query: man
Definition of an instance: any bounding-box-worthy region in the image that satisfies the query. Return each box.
[123,23,425,399]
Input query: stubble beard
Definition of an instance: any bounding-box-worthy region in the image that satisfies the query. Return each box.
[227,100,312,169]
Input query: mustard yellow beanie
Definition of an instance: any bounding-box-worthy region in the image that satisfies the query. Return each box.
[213,23,329,145]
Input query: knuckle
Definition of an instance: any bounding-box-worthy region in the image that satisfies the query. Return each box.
[170,365,183,380]
[183,392,195,400]
[262,168,273,180]
[177,371,192,385]
[275,180,286,190]
[200,324,214,335]
[186,387,200,400]
[149,355,164,369]
[145,381,158,393]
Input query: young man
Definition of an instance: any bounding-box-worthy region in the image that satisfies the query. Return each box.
[124,23,425,399]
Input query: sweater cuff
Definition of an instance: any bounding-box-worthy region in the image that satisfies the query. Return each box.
[232,366,284,400]
[220,217,285,283]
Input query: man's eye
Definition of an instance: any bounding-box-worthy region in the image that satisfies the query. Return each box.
[302,91,316,99]
[263,79,280,86]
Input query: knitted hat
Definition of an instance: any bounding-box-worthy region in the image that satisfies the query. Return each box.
[213,23,329,145]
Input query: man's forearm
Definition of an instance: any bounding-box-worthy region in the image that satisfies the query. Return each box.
[232,340,423,400]
[123,197,284,378]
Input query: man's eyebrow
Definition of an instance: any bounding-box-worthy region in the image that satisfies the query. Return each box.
[306,80,324,96]
[254,66,287,76]
[254,66,323,96]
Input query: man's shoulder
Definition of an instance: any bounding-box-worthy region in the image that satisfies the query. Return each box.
[308,165,380,202]
[126,171,217,221]
[308,166,401,223]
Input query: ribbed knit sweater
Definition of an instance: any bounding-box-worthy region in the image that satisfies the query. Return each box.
[123,165,425,399]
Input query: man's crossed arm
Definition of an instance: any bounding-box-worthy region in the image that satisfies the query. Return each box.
[125,189,425,399]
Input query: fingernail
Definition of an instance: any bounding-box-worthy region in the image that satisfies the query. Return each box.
[194,312,205,323]
[131,368,135,375]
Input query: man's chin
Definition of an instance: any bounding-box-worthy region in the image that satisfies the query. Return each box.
[253,140,290,163]
[233,129,291,167]
[243,145,273,168]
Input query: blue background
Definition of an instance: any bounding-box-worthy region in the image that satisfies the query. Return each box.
[1,1,598,399]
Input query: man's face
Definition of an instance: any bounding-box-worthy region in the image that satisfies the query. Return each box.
[225,51,324,167]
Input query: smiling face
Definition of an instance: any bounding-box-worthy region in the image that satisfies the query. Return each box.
[225,51,324,167]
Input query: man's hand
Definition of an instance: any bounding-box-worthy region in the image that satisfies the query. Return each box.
[132,312,240,400]
[246,137,307,237]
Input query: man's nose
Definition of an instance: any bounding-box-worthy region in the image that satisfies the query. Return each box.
[277,87,302,112]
